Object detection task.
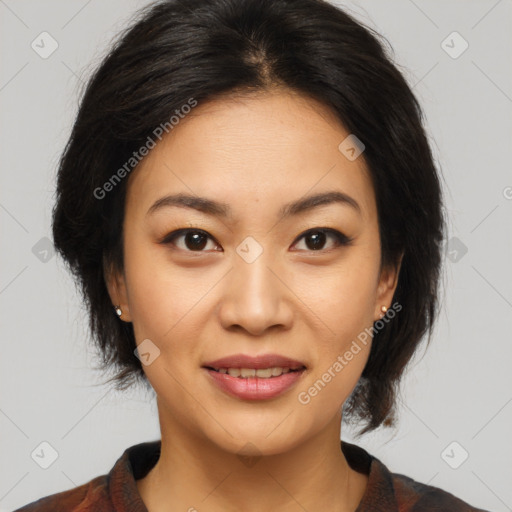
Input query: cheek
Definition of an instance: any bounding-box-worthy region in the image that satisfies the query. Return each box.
[122,230,223,373]
[292,250,380,341]
[296,328,371,424]
[289,251,379,410]
[122,229,194,342]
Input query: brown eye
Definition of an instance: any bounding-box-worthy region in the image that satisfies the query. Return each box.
[161,227,352,254]
[161,229,219,252]
[292,229,352,252]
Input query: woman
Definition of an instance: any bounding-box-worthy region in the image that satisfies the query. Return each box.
[15,0,490,510]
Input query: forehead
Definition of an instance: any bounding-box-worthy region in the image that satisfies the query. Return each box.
[126,89,376,223]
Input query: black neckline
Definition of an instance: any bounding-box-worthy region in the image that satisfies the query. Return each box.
[127,438,373,481]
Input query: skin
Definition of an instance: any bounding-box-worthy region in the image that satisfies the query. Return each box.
[106,88,402,512]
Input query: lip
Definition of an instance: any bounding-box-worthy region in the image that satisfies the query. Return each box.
[202,353,307,401]
[202,353,306,370]
[203,367,306,400]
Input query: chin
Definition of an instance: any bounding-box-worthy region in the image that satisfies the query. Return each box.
[199,417,309,458]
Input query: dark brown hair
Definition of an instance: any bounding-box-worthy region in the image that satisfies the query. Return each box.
[52,0,446,436]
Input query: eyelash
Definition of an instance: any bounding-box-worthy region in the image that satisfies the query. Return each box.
[160,227,353,253]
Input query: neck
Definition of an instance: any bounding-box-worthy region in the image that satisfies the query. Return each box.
[137,410,367,512]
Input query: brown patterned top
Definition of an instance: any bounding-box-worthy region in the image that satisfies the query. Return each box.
[15,440,491,511]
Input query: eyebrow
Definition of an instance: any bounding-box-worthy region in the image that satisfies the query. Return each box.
[146,190,362,220]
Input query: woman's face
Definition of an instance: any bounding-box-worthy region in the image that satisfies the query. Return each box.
[107,89,400,455]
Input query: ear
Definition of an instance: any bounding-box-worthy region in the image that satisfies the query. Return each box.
[103,256,132,322]
[374,251,403,322]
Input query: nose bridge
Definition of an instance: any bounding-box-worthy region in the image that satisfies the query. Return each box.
[234,240,279,309]
[218,236,292,334]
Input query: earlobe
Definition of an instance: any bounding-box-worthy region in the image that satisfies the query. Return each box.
[103,256,131,322]
[374,252,404,322]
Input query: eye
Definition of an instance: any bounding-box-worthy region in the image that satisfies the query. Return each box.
[291,228,353,252]
[160,227,352,253]
[160,229,220,252]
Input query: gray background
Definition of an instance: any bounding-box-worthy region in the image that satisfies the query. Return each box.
[1,0,511,510]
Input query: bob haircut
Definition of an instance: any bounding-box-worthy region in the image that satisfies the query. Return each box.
[52,0,446,436]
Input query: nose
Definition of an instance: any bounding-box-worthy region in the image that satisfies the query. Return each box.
[217,250,294,336]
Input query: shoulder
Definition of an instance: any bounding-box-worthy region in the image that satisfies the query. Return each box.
[389,470,491,511]
[341,440,491,511]
[13,475,110,512]
[12,440,159,512]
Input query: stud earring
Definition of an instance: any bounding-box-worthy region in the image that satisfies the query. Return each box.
[379,305,388,319]
[114,305,122,317]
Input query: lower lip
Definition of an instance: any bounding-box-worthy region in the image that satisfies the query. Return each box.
[203,368,305,400]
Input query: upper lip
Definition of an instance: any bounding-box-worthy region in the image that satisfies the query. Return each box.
[202,353,306,370]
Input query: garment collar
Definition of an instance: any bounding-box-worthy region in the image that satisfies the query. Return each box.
[108,439,398,511]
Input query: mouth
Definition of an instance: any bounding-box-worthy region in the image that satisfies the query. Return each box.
[201,353,307,399]
[203,366,306,379]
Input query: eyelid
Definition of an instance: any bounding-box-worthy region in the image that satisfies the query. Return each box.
[159,228,221,249]
[291,227,353,250]
[160,227,353,252]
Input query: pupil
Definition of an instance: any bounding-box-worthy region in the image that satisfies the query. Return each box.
[186,232,207,250]
[306,231,325,250]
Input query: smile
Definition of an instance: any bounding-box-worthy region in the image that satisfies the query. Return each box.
[207,367,304,378]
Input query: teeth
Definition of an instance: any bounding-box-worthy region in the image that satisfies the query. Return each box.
[215,367,297,378]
